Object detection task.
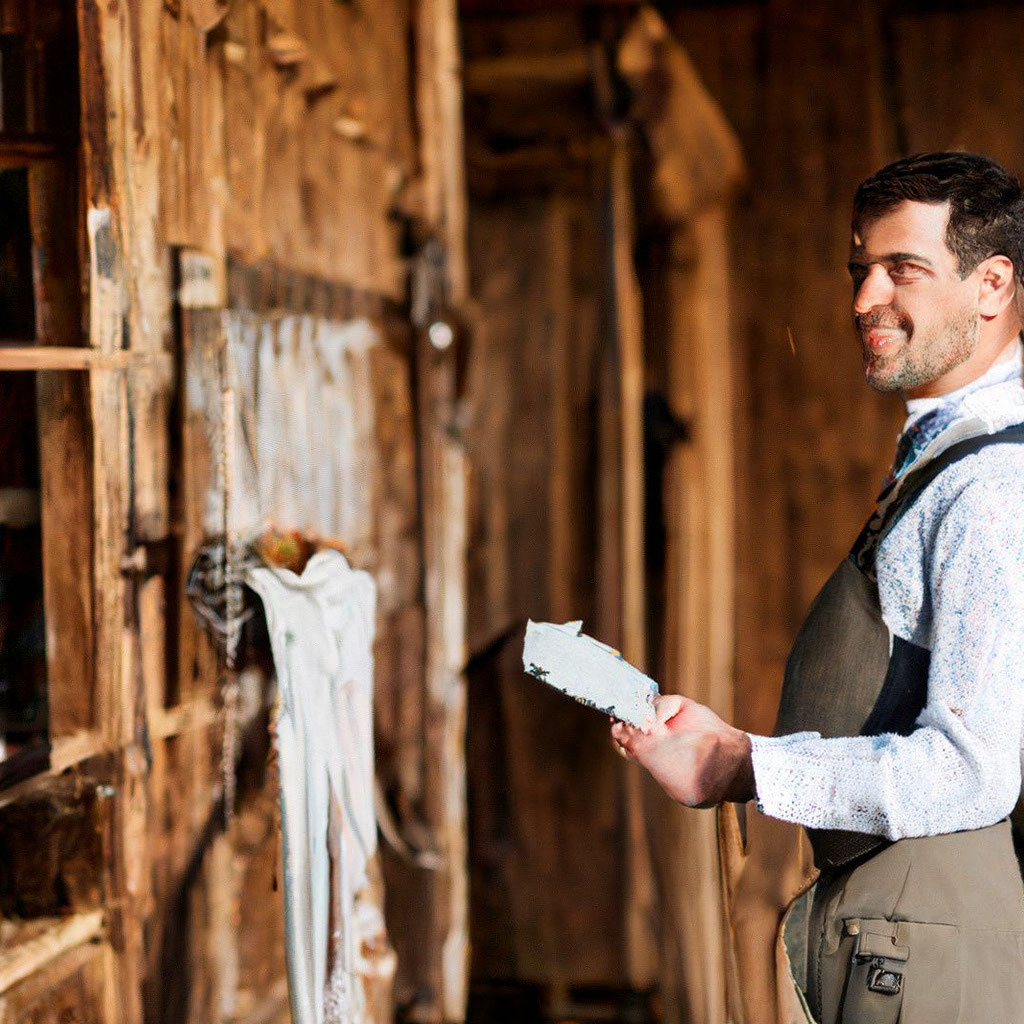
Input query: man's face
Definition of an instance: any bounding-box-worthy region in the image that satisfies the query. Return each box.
[848,200,980,396]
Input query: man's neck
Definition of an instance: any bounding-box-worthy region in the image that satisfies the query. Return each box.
[904,327,1021,401]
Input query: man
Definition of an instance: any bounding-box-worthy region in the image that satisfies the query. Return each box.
[612,152,1024,1023]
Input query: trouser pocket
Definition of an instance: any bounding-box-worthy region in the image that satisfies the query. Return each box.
[840,921,908,1024]
[839,918,961,1024]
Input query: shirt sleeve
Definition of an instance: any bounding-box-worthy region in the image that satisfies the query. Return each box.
[748,470,1024,840]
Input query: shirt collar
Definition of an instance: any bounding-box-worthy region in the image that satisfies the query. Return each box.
[902,337,1022,429]
[886,338,1024,493]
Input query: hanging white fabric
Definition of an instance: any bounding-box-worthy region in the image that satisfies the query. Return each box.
[246,550,377,1024]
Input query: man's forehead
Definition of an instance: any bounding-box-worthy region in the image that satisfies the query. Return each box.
[850,199,953,259]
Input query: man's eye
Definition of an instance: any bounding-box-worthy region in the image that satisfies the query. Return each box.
[892,263,920,279]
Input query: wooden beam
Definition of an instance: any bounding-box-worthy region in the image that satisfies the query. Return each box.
[417,0,471,307]
[609,138,646,679]
[615,18,745,1018]
[29,148,96,740]
[149,695,219,741]
[609,134,658,991]
[417,330,470,1022]
[466,137,607,196]
[50,730,107,773]
[617,8,745,222]
[78,3,145,1021]
[0,346,172,372]
[546,198,573,623]
[0,134,61,165]
[463,51,591,93]
[0,912,105,995]
[647,212,735,1024]
[0,732,106,811]
[460,0,643,11]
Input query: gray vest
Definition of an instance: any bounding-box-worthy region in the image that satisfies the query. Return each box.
[775,423,1024,871]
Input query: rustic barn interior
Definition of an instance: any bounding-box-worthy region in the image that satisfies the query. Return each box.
[0,0,1021,1022]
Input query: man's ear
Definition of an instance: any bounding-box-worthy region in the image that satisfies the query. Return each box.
[978,254,1016,320]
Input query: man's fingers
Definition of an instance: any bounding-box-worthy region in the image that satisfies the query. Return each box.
[609,724,637,762]
[611,721,638,745]
[654,693,688,724]
[610,720,645,760]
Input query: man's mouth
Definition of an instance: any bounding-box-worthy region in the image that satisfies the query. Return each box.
[863,329,904,352]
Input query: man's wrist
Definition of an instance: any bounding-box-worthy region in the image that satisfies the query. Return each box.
[721,728,755,804]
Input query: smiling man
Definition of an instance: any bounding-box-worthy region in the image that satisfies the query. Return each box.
[612,152,1024,1023]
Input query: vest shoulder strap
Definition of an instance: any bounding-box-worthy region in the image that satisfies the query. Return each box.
[851,421,1024,579]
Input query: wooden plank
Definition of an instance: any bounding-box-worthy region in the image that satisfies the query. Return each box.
[609,138,646,676]
[617,8,744,223]
[643,213,735,1024]
[466,138,602,197]
[0,135,61,164]
[50,731,106,773]
[0,347,170,371]
[618,18,743,1018]
[463,194,626,990]
[149,696,219,741]
[0,735,102,812]
[546,198,573,624]
[417,331,469,1023]
[416,0,470,306]
[608,136,658,992]
[27,146,95,740]
[176,302,221,706]
[0,939,108,1023]
[78,6,146,1023]
[463,51,590,92]
[121,0,175,544]
[369,341,427,812]
[0,912,104,995]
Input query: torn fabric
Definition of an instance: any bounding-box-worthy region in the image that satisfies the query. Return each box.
[247,550,378,1024]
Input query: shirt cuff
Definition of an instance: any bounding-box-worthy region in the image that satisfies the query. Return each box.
[747,731,822,819]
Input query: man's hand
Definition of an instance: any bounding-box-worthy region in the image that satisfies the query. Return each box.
[610,695,755,807]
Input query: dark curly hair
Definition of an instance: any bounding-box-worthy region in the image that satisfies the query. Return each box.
[853,152,1024,281]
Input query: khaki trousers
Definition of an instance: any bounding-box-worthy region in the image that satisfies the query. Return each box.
[808,820,1024,1024]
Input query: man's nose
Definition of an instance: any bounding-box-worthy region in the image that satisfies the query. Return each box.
[853,264,895,314]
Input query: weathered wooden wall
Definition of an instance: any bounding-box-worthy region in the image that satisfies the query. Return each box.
[665,0,1024,737]
[1,0,470,1021]
[459,1,1024,1021]
[464,192,630,998]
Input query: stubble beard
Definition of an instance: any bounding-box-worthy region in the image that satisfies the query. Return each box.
[859,304,979,394]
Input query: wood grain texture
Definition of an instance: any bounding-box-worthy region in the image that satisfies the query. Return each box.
[416,0,471,306]
[670,2,906,736]
[640,211,736,1024]
[416,326,470,1022]
[0,913,104,995]
[10,0,444,1021]
[160,0,414,297]
[463,191,627,993]
[0,941,107,1024]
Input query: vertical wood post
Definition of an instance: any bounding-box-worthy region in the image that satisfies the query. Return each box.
[609,134,659,993]
[546,198,574,624]
[417,334,470,1023]
[648,210,736,1024]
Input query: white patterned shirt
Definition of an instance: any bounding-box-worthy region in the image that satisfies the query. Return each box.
[750,344,1024,839]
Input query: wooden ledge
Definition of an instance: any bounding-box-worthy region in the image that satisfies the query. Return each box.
[0,911,105,995]
[150,695,219,741]
[0,732,106,810]
[0,347,173,372]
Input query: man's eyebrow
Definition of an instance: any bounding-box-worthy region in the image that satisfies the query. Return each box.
[847,250,935,272]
